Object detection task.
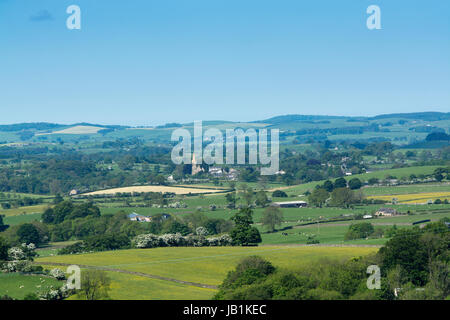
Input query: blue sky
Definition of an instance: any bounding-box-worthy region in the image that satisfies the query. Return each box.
[0,0,449,126]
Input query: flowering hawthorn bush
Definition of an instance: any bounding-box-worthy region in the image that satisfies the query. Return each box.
[50,268,66,280]
[132,233,232,249]
[39,283,73,300]
[195,226,209,237]
[1,243,39,273]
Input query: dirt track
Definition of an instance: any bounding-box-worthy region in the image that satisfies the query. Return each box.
[34,262,218,289]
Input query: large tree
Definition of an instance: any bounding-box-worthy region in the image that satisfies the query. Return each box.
[308,188,329,207]
[0,236,9,261]
[255,191,269,207]
[261,206,283,232]
[330,188,355,208]
[77,270,111,300]
[230,208,261,246]
[0,215,9,232]
[348,178,362,190]
[225,192,237,209]
[334,177,347,189]
[378,222,449,287]
[16,223,41,245]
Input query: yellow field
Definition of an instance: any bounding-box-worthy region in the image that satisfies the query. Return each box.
[84,185,224,196]
[369,192,450,204]
[36,246,378,300]
[37,246,377,286]
[37,125,103,135]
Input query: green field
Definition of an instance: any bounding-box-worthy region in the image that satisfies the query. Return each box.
[3,213,42,226]
[282,166,441,196]
[36,246,378,298]
[36,241,81,258]
[64,270,217,300]
[259,224,389,245]
[0,204,49,217]
[0,273,63,299]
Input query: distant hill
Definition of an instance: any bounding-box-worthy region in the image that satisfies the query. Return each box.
[370,112,450,121]
[253,114,347,125]
[0,122,128,133]
[0,122,61,132]
[254,112,450,125]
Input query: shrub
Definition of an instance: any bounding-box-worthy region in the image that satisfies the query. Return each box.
[50,268,66,280]
[133,234,162,249]
[195,226,209,237]
[220,256,275,290]
[58,234,130,254]
[16,224,41,245]
[272,190,288,198]
[133,233,232,249]
[344,223,374,240]
[348,178,362,190]
[58,242,85,255]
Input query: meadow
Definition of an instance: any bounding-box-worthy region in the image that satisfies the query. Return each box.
[0,273,63,299]
[36,246,378,291]
[259,224,388,245]
[280,166,441,196]
[0,204,49,217]
[3,213,42,226]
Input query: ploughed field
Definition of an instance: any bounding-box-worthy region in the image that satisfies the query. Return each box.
[36,246,377,300]
[83,185,227,196]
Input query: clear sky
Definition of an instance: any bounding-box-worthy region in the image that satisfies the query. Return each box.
[0,0,449,126]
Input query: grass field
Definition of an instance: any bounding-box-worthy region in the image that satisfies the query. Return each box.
[0,204,48,217]
[0,192,50,199]
[0,273,63,299]
[259,224,390,245]
[258,207,450,244]
[37,246,378,292]
[64,270,217,300]
[3,213,42,226]
[282,166,441,196]
[36,241,81,258]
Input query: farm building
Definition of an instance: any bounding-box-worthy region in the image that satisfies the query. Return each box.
[69,189,79,196]
[128,213,152,222]
[273,201,307,208]
[209,167,223,177]
[374,207,398,217]
[128,213,171,222]
[224,168,238,180]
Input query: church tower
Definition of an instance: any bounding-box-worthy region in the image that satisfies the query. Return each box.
[191,153,202,175]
